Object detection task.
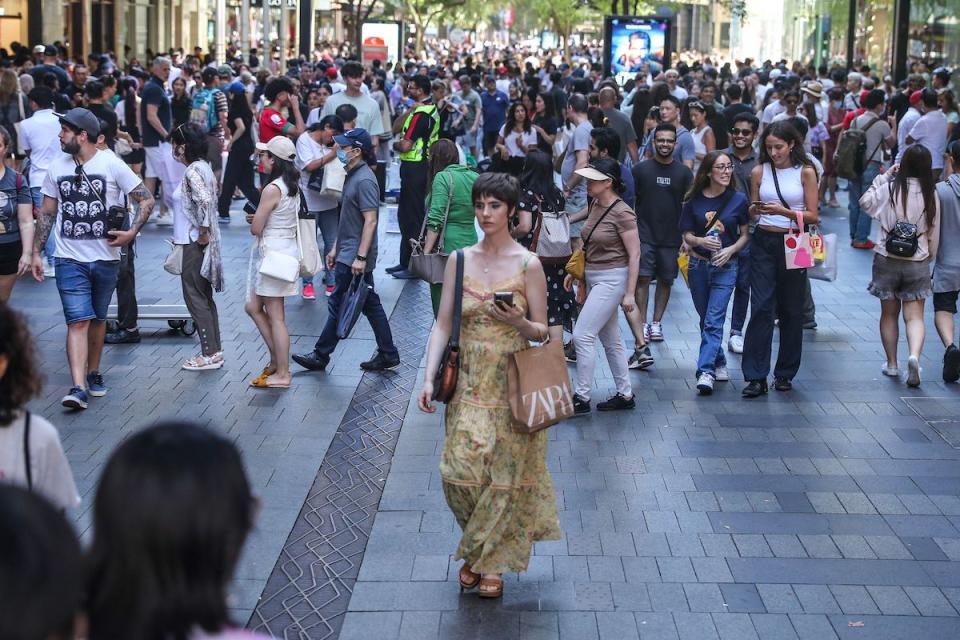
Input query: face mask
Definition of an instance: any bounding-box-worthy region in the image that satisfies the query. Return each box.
[336,148,350,165]
[832,100,842,109]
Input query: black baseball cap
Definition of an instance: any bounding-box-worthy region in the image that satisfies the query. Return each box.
[56,108,100,138]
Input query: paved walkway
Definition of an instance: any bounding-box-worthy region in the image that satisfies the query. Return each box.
[16,200,960,639]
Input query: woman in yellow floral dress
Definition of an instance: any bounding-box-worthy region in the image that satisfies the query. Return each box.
[418,173,561,599]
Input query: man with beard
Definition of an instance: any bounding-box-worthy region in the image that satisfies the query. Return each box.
[30,108,155,410]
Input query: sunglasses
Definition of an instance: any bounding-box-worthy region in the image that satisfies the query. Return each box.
[74,163,83,187]
[730,127,754,136]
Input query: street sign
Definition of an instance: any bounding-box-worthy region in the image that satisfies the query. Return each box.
[449,27,466,45]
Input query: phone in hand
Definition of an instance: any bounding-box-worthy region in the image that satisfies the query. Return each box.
[750,201,767,208]
[494,291,514,309]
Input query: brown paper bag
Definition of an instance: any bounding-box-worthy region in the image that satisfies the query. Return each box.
[507,340,574,433]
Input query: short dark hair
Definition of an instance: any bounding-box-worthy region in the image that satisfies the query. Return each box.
[264,77,293,102]
[660,95,681,109]
[590,126,621,159]
[409,74,431,95]
[653,122,678,138]
[725,84,742,100]
[949,140,960,167]
[170,122,209,163]
[85,80,104,100]
[567,93,588,114]
[0,485,83,640]
[0,304,41,426]
[27,86,54,109]
[334,103,358,124]
[86,422,255,640]
[731,113,760,132]
[341,61,363,78]
[921,87,939,108]
[319,114,344,133]
[201,67,217,83]
[472,172,519,211]
[863,88,886,109]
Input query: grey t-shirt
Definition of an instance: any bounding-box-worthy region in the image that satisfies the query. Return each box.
[852,112,891,166]
[602,107,637,162]
[319,92,386,137]
[460,89,482,129]
[336,163,380,271]
[562,120,593,199]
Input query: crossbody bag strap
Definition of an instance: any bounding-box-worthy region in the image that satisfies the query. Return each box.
[696,189,735,237]
[583,198,622,248]
[77,161,109,211]
[23,411,32,491]
[450,249,464,348]
[769,166,803,231]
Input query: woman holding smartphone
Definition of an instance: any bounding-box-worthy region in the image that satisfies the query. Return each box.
[679,150,750,395]
[741,120,819,398]
[417,173,560,600]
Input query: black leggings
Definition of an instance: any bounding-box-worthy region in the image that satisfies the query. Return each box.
[218,148,260,217]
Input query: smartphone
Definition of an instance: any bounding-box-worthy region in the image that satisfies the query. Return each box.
[750,201,767,208]
[494,291,514,308]
[243,201,258,216]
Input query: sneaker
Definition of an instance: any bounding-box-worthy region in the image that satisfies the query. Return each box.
[803,320,818,330]
[86,371,107,397]
[649,321,664,342]
[628,346,655,370]
[572,394,591,415]
[714,366,730,382]
[385,264,404,274]
[292,350,330,371]
[943,345,960,383]
[597,393,636,411]
[906,355,921,388]
[728,333,744,354]
[881,364,900,377]
[302,282,316,300]
[43,261,55,278]
[218,215,231,225]
[390,269,418,280]
[62,386,88,410]
[697,373,715,395]
[104,328,141,344]
[154,213,174,227]
[325,285,335,297]
[564,341,577,363]
[642,323,651,342]
[360,351,400,371]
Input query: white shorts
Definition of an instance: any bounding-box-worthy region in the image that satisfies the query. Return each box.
[144,143,172,179]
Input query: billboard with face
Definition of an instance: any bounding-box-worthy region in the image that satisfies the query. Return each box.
[605,16,671,86]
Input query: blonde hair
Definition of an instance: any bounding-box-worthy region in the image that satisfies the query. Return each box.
[0,70,19,104]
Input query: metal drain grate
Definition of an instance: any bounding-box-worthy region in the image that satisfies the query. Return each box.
[247,281,432,639]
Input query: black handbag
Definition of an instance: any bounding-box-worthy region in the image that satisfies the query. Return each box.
[885,220,919,258]
[336,274,372,339]
[307,167,325,192]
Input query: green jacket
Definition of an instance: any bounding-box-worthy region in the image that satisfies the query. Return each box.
[426,164,478,251]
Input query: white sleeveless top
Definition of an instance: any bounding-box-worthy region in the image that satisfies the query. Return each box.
[757,163,805,229]
[691,126,709,172]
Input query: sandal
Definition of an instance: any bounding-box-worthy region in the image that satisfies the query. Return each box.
[182,353,224,371]
[458,564,480,591]
[478,575,503,599]
[249,366,276,387]
[250,374,291,389]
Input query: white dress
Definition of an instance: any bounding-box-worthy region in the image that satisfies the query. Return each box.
[247,178,300,298]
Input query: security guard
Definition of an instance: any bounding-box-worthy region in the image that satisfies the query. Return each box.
[388,74,439,279]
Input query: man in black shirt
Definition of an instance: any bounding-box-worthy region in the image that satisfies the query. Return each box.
[631,123,692,348]
[725,113,759,354]
[85,81,117,150]
[722,84,754,132]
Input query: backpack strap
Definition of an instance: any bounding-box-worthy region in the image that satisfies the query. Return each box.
[23,411,32,491]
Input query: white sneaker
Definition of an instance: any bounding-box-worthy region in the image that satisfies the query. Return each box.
[154,213,174,227]
[42,262,55,278]
[728,334,744,354]
[697,372,715,395]
[906,356,921,387]
[714,366,730,381]
[881,364,900,377]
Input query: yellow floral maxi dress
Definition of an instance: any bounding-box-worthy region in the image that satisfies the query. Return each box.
[440,262,562,574]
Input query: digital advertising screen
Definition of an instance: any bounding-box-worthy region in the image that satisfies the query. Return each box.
[604,16,671,86]
[361,22,402,65]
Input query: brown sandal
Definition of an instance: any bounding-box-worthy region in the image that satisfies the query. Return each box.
[458,564,481,591]
[478,575,503,599]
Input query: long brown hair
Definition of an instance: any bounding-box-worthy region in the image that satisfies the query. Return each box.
[428,138,459,186]
[685,150,731,202]
[890,145,937,227]
[0,70,19,104]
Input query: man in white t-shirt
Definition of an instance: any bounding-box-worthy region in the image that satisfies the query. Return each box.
[30,108,155,411]
[664,69,688,100]
[908,88,949,178]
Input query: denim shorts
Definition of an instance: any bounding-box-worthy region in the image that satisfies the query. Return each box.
[54,258,120,324]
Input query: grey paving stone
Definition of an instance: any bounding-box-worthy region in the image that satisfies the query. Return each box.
[667,533,705,558]
[865,586,920,616]
[398,611,441,639]
[558,612,598,640]
[828,585,879,614]
[622,557,662,584]
[756,584,803,614]
[634,533,672,557]
[733,534,774,558]
[691,557,734,583]
[863,535,912,560]
[673,612,720,640]
[831,535,876,559]
[793,584,842,614]
[684,583,727,612]
[775,492,815,514]
[711,612,759,640]
[411,554,449,581]
[765,535,808,558]
[520,611,560,640]
[634,612,679,639]
[904,586,959,616]
[797,535,843,559]
[648,583,691,612]
[553,556,591,582]
[719,584,766,613]
[828,615,960,639]
[730,557,935,587]
[588,556,626,583]
[596,611,640,640]
[901,536,950,561]
[788,614,839,640]
[749,613,799,640]
[575,582,615,611]
[657,557,697,583]
[339,612,402,640]
[699,534,740,558]
[611,582,652,612]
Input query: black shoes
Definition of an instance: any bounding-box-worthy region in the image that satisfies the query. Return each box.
[944,344,960,383]
[360,351,401,371]
[391,269,417,280]
[773,377,793,391]
[105,328,141,344]
[572,394,590,415]
[597,393,636,412]
[292,350,330,371]
[385,264,403,274]
[741,380,768,398]
[564,341,577,363]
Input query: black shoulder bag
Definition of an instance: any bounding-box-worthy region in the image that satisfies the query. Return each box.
[883,184,919,258]
[23,411,32,490]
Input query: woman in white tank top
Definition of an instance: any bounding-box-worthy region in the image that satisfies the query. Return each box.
[741,120,820,398]
[688,101,715,173]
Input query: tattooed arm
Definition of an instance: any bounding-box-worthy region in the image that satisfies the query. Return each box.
[107,182,156,247]
[31,195,59,281]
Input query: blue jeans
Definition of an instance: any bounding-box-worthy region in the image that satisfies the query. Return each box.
[688,256,738,376]
[848,162,881,243]
[54,258,121,324]
[302,206,339,287]
[313,262,398,358]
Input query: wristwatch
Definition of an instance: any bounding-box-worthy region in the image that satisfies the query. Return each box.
[356,255,367,262]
